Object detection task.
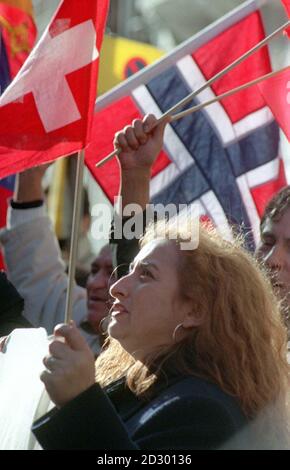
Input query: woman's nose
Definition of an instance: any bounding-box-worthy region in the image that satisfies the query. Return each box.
[109,273,131,299]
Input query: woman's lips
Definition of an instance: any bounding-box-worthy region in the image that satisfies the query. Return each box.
[111,303,129,317]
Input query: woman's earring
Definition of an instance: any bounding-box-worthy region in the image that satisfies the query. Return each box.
[99,315,111,336]
[172,323,184,343]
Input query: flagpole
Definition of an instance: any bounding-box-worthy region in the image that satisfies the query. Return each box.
[160,22,290,119]
[172,66,290,121]
[96,19,290,168]
[64,149,85,324]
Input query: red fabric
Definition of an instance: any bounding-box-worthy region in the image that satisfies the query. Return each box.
[86,95,171,202]
[251,159,287,217]
[282,0,290,13]
[0,3,37,78]
[0,2,36,270]
[0,0,109,179]
[258,67,290,141]
[281,0,290,37]
[193,12,271,123]
[0,186,11,228]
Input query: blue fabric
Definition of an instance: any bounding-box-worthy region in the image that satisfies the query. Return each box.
[146,65,280,249]
[0,174,15,191]
[0,31,11,94]
[227,121,279,177]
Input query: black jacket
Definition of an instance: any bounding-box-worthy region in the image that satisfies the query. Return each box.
[32,373,250,450]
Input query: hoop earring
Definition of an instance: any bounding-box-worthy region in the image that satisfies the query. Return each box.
[172,322,184,343]
[99,315,111,336]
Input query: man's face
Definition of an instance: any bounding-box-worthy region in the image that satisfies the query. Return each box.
[86,245,114,333]
[256,208,290,328]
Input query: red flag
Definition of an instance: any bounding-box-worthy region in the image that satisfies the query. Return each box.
[258,67,290,141]
[282,0,290,15]
[0,0,110,179]
[0,1,37,269]
[281,0,290,37]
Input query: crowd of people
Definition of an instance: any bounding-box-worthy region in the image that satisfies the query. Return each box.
[0,115,290,449]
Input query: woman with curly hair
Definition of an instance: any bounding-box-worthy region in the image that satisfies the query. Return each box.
[33,218,289,449]
[32,116,290,450]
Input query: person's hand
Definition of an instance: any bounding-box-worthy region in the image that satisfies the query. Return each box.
[14,162,52,203]
[114,114,170,172]
[40,321,96,408]
[20,163,52,180]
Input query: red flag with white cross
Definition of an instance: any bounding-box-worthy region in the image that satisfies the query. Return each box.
[0,0,110,179]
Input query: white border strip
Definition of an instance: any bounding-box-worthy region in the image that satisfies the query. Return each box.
[236,175,261,244]
[176,55,236,146]
[233,107,274,139]
[150,162,183,199]
[245,156,280,188]
[132,85,194,198]
[200,190,234,240]
[176,56,275,144]
[132,85,194,172]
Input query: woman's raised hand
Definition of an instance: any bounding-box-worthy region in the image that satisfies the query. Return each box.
[114,114,170,172]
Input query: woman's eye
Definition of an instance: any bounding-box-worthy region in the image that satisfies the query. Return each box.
[140,268,153,279]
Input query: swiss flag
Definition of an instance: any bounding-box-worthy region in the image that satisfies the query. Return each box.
[258,67,290,141]
[0,0,109,179]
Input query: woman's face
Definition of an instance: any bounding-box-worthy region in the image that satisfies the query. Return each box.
[109,239,193,358]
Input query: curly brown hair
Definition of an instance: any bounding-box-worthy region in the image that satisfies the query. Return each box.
[96,219,290,441]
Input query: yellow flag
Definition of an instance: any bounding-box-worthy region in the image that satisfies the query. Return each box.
[47,158,70,240]
[98,35,164,95]
[0,0,33,16]
[0,0,36,77]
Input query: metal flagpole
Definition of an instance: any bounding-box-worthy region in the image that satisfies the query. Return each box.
[64,149,85,324]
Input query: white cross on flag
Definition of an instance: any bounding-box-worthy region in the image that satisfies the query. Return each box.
[0,0,110,179]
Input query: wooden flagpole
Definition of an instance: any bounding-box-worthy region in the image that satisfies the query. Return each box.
[96,19,290,168]
[172,66,290,121]
[64,149,85,324]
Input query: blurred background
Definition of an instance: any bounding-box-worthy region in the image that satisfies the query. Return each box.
[29,0,290,282]
[33,0,288,63]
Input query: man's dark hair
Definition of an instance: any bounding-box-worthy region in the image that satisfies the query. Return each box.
[260,186,290,232]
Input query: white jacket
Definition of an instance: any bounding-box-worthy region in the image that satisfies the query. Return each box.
[0,205,100,352]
